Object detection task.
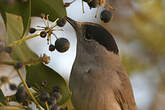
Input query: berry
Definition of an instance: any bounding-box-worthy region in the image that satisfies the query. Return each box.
[4,47,12,53]
[9,83,17,90]
[40,31,47,38]
[26,81,31,88]
[39,92,50,102]
[49,44,56,51]
[100,10,112,23]
[57,18,66,27]
[55,38,70,53]
[50,104,58,110]
[53,86,61,93]
[52,92,62,101]
[14,62,23,69]
[16,87,28,102]
[29,28,36,33]
[41,80,48,87]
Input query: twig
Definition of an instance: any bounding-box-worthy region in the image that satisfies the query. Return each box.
[45,102,50,110]
[16,69,42,110]
[8,33,40,47]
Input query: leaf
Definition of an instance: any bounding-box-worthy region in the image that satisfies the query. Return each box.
[0,0,31,36]
[5,13,38,62]
[26,63,71,105]
[31,0,67,21]
[0,89,7,105]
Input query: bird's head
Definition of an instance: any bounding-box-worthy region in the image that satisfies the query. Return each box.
[65,16,119,55]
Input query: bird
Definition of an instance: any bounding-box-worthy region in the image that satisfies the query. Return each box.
[65,16,137,110]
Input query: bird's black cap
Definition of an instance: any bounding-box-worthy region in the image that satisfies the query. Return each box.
[65,16,119,54]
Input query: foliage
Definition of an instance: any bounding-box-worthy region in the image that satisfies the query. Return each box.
[0,0,70,109]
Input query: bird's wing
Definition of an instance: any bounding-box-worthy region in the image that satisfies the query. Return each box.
[113,71,137,110]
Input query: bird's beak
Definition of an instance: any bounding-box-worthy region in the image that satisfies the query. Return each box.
[64,16,81,31]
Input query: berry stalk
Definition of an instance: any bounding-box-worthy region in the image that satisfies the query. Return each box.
[9,33,40,47]
[16,69,42,110]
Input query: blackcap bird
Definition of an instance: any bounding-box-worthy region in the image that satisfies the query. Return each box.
[65,17,137,110]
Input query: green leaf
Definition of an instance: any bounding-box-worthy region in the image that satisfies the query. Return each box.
[5,13,38,62]
[31,0,67,21]
[0,89,7,105]
[26,63,71,105]
[0,0,31,36]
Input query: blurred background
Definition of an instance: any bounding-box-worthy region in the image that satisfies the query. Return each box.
[0,0,165,110]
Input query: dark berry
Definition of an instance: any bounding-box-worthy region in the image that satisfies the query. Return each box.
[16,87,28,102]
[57,18,66,27]
[49,44,56,51]
[14,62,23,69]
[53,86,61,93]
[55,38,70,53]
[26,81,31,88]
[41,80,48,87]
[47,97,57,105]
[100,10,112,23]
[39,92,50,102]
[88,0,98,8]
[52,92,62,101]
[4,47,12,53]
[40,31,47,38]
[9,83,17,90]
[50,104,58,110]
[23,100,30,106]
[29,28,36,33]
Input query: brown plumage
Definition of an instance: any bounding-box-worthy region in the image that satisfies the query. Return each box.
[65,17,137,110]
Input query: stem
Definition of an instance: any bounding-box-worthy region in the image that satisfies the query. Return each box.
[16,69,42,110]
[8,33,40,47]
[0,57,43,66]
[82,0,85,13]
[45,102,50,110]
[51,18,59,29]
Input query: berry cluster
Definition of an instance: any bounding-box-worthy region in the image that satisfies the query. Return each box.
[2,78,67,110]
[39,81,67,110]
[29,16,70,53]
